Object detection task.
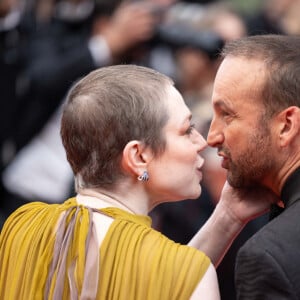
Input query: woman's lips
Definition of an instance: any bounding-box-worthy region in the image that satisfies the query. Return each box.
[196,168,203,181]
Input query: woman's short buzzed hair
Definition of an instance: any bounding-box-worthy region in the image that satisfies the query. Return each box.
[61,64,173,190]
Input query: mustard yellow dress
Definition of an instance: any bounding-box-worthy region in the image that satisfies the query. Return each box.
[0,198,210,299]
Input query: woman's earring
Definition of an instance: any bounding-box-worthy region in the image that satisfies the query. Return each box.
[137,171,149,181]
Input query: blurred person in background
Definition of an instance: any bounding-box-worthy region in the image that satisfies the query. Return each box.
[11,0,160,151]
[0,0,39,226]
[243,0,299,35]
[0,0,34,170]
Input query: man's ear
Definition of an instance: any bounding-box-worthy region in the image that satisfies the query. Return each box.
[121,141,153,176]
[276,106,300,147]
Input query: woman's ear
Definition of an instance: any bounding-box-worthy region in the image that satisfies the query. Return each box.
[121,141,153,176]
[276,106,300,147]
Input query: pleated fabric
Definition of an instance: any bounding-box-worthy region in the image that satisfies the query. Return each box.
[0,198,210,299]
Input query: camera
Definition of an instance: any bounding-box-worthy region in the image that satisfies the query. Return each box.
[152,23,224,60]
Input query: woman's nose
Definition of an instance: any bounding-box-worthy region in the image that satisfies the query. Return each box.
[194,130,208,152]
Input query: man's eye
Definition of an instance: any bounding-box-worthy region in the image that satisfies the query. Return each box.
[186,124,195,135]
[220,111,234,122]
[221,110,230,117]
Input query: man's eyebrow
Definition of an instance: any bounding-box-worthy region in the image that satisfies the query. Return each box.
[213,99,232,111]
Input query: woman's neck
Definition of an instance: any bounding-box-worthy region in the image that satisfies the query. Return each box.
[77,188,149,215]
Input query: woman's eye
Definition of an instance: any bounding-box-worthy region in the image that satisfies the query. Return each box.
[186,123,195,135]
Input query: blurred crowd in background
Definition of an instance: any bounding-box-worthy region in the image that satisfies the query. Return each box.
[0,0,300,298]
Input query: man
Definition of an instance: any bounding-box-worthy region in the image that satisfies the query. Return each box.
[207,34,300,299]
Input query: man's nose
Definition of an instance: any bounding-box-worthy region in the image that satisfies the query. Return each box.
[207,118,224,148]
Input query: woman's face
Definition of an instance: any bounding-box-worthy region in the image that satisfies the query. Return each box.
[147,85,207,207]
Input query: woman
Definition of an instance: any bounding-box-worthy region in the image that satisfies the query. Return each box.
[0,65,275,299]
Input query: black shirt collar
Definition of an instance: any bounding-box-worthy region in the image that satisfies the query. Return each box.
[280,167,300,208]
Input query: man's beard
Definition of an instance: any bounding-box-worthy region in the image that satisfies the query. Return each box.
[226,122,274,188]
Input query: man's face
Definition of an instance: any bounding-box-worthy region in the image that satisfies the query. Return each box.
[207,56,276,188]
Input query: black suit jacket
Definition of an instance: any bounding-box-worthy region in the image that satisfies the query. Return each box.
[235,168,300,300]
